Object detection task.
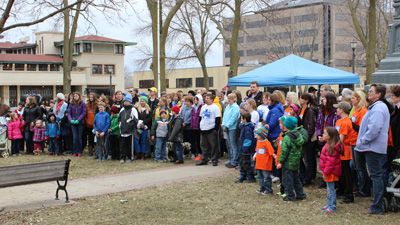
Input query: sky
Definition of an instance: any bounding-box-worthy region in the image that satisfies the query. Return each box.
[1,1,223,75]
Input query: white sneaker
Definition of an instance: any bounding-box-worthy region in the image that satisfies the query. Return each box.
[120,159,125,164]
[272,177,280,183]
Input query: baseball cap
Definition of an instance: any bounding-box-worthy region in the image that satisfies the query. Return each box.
[148,87,158,93]
[333,101,352,114]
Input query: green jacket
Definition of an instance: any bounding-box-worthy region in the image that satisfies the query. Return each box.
[110,114,120,135]
[279,129,305,171]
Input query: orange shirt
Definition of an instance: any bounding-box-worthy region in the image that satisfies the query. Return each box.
[255,139,274,171]
[324,174,339,182]
[335,117,357,160]
[299,107,306,119]
[275,133,283,165]
[351,107,367,127]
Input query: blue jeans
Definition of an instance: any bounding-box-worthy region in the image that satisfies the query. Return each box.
[239,154,255,181]
[225,129,238,166]
[326,182,336,211]
[48,137,59,154]
[134,129,149,154]
[173,142,183,161]
[282,167,306,200]
[71,124,83,154]
[96,135,107,160]
[257,170,273,193]
[155,137,166,160]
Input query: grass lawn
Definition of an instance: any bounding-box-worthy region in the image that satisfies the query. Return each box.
[1,173,398,225]
[0,153,187,179]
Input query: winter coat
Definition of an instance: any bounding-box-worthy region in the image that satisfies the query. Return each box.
[45,122,60,138]
[356,100,390,154]
[190,104,203,130]
[23,105,42,125]
[265,103,284,141]
[299,105,318,141]
[60,116,71,136]
[222,103,240,130]
[239,122,255,154]
[85,103,97,128]
[151,118,169,138]
[148,98,159,114]
[112,100,124,113]
[391,105,400,151]
[7,120,23,140]
[110,114,120,136]
[119,105,138,136]
[319,143,342,178]
[316,109,339,137]
[53,101,68,122]
[279,129,305,170]
[68,101,86,125]
[247,91,263,106]
[168,115,183,143]
[180,105,192,127]
[31,126,46,142]
[94,111,111,134]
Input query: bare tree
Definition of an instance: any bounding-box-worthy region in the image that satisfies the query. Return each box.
[169,0,220,89]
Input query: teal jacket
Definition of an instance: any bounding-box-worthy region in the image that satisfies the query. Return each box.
[279,129,305,170]
[222,103,240,130]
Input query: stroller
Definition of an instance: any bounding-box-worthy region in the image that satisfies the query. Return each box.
[385,158,400,212]
[0,117,9,158]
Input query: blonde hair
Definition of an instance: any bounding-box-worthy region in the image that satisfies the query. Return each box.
[227,93,237,101]
[286,92,298,105]
[246,99,257,110]
[273,90,286,105]
[352,90,368,108]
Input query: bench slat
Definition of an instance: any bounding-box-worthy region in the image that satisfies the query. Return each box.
[0,171,65,187]
[0,174,65,188]
[0,160,68,171]
[0,164,66,177]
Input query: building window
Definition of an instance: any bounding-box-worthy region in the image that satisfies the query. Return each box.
[196,77,214,88]
[50,64,60,71]
[247,48,267,56]
[238,50,244,57]
[2,63,12,70]
[295,29,318,37]
[27,48,31,54]
[5,50,12,54]
[92,64,103,74]
[27,64,37,71]
[335,43,351,52]
[139,79,154,88]
[74,43,81,54]
[22,49,26,54]
[271,17,291,25]
[225,51,231,58]
[335,28,351,36]
[176,78,192,88]
[247,34,266,43]
[246,20,267,29]
[298,44,319,52]
[335,13,351,21]
[104,64,115,74]
[14,64,24,71]
[294,14,317,23]
[9,86,17,107]
[83,43,92,52]
[115,44,124,54]
[39,64,48,71]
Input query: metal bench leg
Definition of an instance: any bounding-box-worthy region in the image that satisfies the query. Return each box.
[56,180,69,203]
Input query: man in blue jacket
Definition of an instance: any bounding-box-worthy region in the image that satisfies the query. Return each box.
[222,93,240,168]
[355,84,390,214]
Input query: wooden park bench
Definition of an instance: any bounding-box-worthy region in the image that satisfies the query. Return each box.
[0,160,71,203]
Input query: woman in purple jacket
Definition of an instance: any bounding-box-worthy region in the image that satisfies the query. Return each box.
[316,92,339,138]
[68,92,86,156]
[190,94,203,160]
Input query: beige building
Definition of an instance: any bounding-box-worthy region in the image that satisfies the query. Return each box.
[0,32,135,107]
[223,0,367,87]
[133,66,254,93]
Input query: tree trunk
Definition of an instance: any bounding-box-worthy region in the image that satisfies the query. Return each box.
[63,0,71,94]
[199,55,209,89]
[366,0,377,84]
[228,0,241,78]
[146,0,159,89]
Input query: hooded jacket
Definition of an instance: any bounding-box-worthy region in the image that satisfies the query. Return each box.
[94,111,111,134]
[299,105,318,141]
[239,122,255,154]
[222,102,240,130]
[190,94,203,130]
[45,122,60,138]
[265,103,284,140]
[168,115,183,142]
[279,129,305,170]
[319,143,342,178]
[68,101,86,125]
[180,104,192,127]
[316,109,339,137]
[7,120,23,140]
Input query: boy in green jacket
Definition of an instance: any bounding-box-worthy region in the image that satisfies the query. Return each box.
[109,106,120,160]
[277,116,306,201]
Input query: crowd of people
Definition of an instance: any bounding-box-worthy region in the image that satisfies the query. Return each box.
[1,81,400,215]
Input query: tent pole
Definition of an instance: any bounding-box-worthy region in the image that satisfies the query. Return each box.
[296,85,299,95]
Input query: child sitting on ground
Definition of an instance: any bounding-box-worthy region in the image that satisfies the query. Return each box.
[94,102,110,161]
[319,127,342,214]
[45,114,60,155]
[254,126,275,195]
[31,119,45,155]
[236,112,256,183]
[277,116,306,201]
[152,109,169,162]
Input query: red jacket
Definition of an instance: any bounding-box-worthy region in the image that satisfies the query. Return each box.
[319,143,342,178]
[8,120,23,140]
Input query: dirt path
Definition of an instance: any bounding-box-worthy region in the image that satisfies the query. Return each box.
[0,164,232,212]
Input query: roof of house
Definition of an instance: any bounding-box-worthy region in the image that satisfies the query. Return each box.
[75,35,125,43]
[0,42,36,49]
[0,54,63,64]
[271,0,344,9]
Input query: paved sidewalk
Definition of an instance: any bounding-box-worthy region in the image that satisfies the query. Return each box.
[0,164,231,212]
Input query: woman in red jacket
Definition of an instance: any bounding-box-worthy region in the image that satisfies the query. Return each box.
[319,127,342,214]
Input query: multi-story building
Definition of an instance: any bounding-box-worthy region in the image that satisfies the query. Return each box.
[0,32,135,107]
[223,0,367,84]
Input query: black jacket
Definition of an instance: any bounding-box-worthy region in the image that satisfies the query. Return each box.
[168,115,183,143]
[23,105,42,125]
[138,109,152,128]
[247,91,263,106]
[119,105,138,135]
[299,105,317,141]
[391,106,400,151]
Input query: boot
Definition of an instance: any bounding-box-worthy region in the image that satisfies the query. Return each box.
[88,146,94,156]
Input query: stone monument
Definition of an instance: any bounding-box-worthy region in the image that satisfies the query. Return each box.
[372,0,400,84]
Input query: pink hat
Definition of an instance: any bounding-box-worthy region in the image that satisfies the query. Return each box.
[289,104,299,114]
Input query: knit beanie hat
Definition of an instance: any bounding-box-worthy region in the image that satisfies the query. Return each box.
[123,93,132,103]
[140,96,149,104]
[255,126,269,140]
[56,93,65,100]
[110,106,119,114]
[171,105,180,114]
[283,116,298,130]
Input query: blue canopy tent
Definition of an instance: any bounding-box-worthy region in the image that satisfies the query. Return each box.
[227,54,360,87]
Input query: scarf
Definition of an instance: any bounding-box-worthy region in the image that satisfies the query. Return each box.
[56,100,64,115]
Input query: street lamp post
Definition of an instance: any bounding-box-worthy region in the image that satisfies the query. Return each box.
[351,40,357,74]
[108,67,113,96]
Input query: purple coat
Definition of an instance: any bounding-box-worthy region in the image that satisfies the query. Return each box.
[316,109,340,137]
[190,104,203,130]
[68,102,86,125]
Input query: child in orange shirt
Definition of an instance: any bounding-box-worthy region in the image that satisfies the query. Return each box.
[275,118,285,196]
[334,102,356,203]
[254,126,275,195]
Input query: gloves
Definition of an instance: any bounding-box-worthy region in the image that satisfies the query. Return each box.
[71,120,79,124]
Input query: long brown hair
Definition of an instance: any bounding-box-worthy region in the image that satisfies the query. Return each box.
[325,127,341,156]
[71,92,82,105]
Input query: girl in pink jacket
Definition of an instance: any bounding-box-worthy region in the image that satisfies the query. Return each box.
[8,112,23,156]
[319,127,343,214]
